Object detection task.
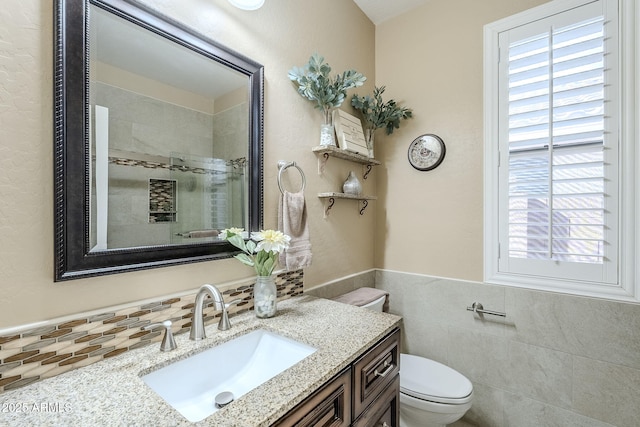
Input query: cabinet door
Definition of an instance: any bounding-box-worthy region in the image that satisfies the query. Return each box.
[274,368,352,427]
[352,375,400,427]
[352,328,400,419]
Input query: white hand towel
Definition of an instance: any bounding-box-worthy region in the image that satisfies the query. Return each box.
[278,190,312,270]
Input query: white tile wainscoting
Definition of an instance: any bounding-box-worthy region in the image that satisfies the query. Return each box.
[310,269,640,427]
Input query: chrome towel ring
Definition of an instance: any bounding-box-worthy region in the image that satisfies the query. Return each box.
[277,160,306,194]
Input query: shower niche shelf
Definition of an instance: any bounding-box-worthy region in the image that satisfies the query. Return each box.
[148,179,177,223]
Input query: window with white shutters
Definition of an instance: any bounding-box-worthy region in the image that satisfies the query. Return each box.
[500,2,618,284]
[484,0,639,301]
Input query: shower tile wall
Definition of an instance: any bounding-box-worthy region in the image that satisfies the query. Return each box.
[375,270,640,427]
[95,82,214,247]
[211,103,247,160]
[95,84,249,247]
[96,82,214,156]
[211,103,248,229]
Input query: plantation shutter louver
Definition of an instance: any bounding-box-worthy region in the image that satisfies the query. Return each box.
[498,0,618,284]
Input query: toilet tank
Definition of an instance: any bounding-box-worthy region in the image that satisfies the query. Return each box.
[333,287,388,312]
[360,294,387,312]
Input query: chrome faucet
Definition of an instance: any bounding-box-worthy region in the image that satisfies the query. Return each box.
[142,319,177,352]
[190,284,225,341]
[218,298,243,330]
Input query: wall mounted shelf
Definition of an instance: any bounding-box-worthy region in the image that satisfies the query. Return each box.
[318,192,377,216]
[312,145,380,179]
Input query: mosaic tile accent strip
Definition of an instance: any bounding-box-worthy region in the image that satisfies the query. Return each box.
[0,270,303,393]
[109,156,247,173]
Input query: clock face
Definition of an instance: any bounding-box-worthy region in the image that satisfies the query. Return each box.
[408,134,446,171]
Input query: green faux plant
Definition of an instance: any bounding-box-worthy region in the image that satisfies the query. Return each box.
[351,86,413,135]
[288,53,367,124]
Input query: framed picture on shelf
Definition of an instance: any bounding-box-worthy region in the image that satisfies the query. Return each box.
[332,109,368,157]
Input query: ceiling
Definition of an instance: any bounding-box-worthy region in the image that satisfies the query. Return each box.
[92,1,432,99]
[93,6,247,99]
[353,0,432,25]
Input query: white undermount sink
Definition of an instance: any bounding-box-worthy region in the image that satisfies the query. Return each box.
[141,329,317,422]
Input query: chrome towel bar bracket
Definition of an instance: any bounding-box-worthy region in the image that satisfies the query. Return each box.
[467,302,506,317]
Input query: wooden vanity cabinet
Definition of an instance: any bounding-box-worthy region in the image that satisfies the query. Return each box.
[352,328,400,421]
[275,328,400,427]
[273,367,352,427]
[352,376,399,427]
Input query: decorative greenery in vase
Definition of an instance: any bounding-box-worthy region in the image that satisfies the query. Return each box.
[288,53,367,126]
[220,228,290,318]
[219,228,291,276]
[351,86,413,157]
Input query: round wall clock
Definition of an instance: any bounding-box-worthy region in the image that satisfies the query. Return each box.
[407,134,446,171]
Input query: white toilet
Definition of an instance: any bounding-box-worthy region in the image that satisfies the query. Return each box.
[399,354,473,427]
[357,290,474,427]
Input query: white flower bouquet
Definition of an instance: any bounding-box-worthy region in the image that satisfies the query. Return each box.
[219,228,291,276]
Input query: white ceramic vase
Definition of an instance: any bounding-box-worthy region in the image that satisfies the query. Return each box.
[342,171,363,195]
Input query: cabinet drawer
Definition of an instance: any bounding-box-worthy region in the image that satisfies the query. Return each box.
[274,367,352,427]
[352,375,399,427]
[352,328,400,418]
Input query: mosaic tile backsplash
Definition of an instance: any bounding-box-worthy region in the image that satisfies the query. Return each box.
[0,270,303,393]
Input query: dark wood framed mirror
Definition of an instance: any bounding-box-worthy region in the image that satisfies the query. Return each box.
[54,0,264,281]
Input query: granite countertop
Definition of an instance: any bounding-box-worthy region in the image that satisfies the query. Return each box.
[0,295,401,426]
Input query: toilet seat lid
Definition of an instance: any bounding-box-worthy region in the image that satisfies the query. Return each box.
[400,354,473,404]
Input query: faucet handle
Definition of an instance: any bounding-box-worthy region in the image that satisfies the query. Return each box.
[218,298,243,331]
[142,319,177,352]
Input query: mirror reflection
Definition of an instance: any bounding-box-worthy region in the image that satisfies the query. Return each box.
[54,0,264,280]
[89,5,249,251]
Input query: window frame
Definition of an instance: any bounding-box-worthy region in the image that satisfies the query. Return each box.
[483,0,639,302]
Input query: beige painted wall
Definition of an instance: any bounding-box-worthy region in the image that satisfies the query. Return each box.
[0,0,375,327]
[374,0,548,281]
